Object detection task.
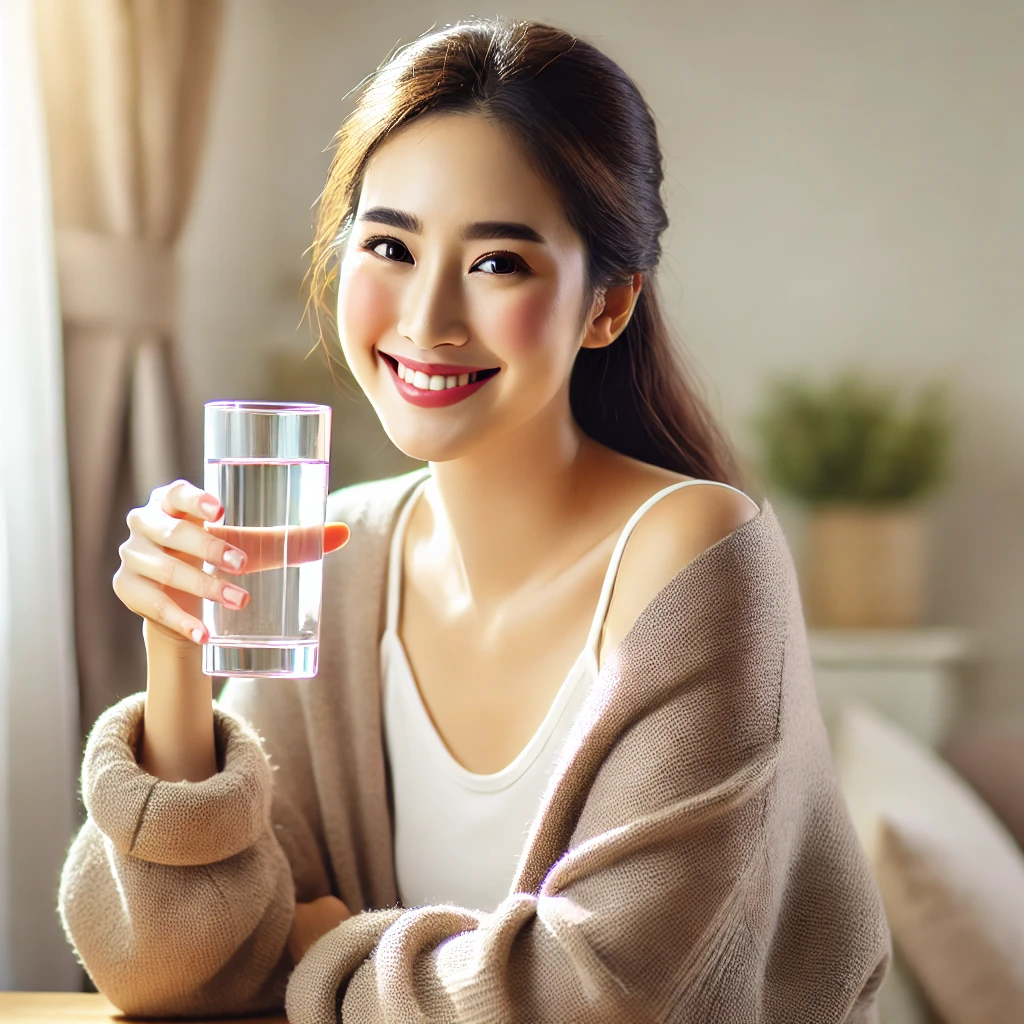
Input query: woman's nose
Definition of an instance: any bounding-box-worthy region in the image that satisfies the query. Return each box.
[396,260,470,349]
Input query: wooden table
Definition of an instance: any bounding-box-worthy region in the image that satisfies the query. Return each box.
[0,993,287,1024]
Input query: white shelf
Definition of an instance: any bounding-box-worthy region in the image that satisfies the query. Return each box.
[808,627,974,750]
[808,627,973,667]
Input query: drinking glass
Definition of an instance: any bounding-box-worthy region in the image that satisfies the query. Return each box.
[201,401,332,678]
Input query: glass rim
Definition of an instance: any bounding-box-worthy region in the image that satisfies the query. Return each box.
[205,400,331,414]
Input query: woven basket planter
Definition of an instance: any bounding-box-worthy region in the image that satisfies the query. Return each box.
[803,503,928,628]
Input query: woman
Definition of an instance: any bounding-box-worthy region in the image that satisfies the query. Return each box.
[59,18,890,1023]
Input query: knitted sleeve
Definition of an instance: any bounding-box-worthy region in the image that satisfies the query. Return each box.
[57,689,329,1018]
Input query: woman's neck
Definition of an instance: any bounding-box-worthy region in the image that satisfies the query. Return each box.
[420,405,610,610]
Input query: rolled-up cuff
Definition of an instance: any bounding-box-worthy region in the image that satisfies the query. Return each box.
[82,691,273,865]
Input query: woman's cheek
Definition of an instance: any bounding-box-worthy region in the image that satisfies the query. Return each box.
[485,289,559,360]
[337,260,398,368]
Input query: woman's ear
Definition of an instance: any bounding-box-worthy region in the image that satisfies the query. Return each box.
[581,273,643,350]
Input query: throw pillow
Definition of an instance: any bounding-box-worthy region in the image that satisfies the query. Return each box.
[831,702,1024,1024]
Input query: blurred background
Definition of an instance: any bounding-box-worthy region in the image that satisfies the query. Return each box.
[1,0,1021,1020]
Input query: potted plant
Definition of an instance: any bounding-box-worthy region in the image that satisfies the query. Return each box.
[750,368,955,628]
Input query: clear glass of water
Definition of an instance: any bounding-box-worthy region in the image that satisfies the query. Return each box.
[202,401,332,678]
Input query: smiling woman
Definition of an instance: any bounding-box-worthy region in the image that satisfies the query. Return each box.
[311,32,738,480]
[334,111,610,458]
[57,16,890,1024]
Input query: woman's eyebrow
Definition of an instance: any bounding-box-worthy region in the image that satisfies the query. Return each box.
[359,207,546,245]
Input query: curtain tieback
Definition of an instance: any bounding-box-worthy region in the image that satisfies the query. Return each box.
[55,228,177,335]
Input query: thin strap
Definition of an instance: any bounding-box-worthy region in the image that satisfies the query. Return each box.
[583,479,757,657]
[386,477,430,632]
[387,476,757,648]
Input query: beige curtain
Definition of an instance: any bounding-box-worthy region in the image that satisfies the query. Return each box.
[35,0,223,736]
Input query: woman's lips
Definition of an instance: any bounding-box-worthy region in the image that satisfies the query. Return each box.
[381,351,496,376]
[379,351,499,408]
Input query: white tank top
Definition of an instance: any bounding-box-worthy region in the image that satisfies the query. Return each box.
[381,475,756,910]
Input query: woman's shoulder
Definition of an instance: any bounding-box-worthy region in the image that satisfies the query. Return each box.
[598,468,771,664]
[598,459,762,580]
[624,473,762,560]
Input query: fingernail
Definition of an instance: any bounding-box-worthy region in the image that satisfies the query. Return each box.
[324,523,349,553]
[190,625,206,644]
[223,549,244,571]
[200,497,221,519]
[222,585,248,608]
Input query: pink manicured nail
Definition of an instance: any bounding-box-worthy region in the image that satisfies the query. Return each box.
[223,549,245,571]
[222,585,247,609]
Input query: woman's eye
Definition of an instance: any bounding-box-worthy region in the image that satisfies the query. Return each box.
[361,239,524,275]
[472,253,525,276]
[365,238,413,263]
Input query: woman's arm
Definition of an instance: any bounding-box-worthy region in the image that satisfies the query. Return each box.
[139,620,218,781]
[60,694,300,1017]
[289,896,352,965]
[59,677,337,1018]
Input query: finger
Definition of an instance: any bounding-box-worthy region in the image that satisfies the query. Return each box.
[130,506,249,574]
[325,523,350,553]
[158,479,224,524]
[113,570,209,644]
[120,538,251,610]
[204,522,350,574]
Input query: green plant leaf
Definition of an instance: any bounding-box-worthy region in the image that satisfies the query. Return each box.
[749,368,955,504]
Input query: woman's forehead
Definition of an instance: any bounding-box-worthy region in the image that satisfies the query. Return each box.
[356,113,577,244]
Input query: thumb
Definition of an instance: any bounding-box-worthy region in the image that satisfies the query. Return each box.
[324,522,350,554]
[205,520,351,572]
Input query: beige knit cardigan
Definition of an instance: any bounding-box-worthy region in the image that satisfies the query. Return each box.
[59,467,891,1023]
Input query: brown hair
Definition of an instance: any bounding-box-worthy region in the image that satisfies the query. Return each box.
[305,17,745,488]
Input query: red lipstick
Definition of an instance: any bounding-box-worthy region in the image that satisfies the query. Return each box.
[378,351,499,408]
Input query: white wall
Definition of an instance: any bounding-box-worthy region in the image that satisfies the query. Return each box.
[179,0,1024,720]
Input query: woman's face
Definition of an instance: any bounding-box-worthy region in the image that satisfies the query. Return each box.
[335,112,596,463]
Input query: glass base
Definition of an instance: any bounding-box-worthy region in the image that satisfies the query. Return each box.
[203,641,318,678]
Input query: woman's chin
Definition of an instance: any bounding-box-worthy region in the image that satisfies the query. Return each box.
[379,424,472,465]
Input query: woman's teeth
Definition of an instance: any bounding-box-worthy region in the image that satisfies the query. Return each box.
[396,360,481,391]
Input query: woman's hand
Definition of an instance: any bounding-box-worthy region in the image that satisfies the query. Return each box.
[288,895,353,965]
[113,478,350,646]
